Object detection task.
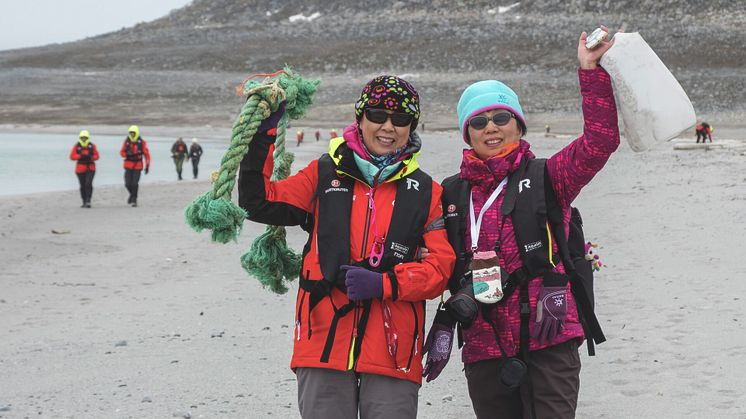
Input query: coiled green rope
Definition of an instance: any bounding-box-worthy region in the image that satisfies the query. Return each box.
[185,67,319,294]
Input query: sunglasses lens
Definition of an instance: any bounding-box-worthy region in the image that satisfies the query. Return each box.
[390,113,413,127]
[493,113,512,125]
[468,116,488,130]
[365,109,388,124]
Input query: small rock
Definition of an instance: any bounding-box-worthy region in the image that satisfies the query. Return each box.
[211,331,225,338]
[262,326,270,331]
[173,411,191,418]
[442,394,453,402]
[115,340,128,347]
[199,311,204,316]
[0,405,11,412]
[142,396,153,403]
[170,360,179,364]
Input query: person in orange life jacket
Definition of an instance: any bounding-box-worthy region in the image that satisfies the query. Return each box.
[69,129,99,208]
[237,76,455,419]
[422,27,620,419]
[119,125,151,207]
[171,137,189,180]
[188,138,203,179]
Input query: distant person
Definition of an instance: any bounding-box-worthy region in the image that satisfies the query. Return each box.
[695,122,713,143]
[69,129,99,208]
[171,137,188,180]
[296,129,304,147]
[329,128,338,139]
[421,122,425,132]
[314,129,320,142]
[120,125,150,207]
[188,138,203,179]
[545,124,552,137]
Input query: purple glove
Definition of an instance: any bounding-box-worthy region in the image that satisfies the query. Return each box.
[341,265,383,301]
[257,101,286,134]
[532,275,568,345]
[423,305,456,382]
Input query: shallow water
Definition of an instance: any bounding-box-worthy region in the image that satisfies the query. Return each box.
[1,132,226,196]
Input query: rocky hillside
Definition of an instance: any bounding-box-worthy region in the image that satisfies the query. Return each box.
[1,0,743,127]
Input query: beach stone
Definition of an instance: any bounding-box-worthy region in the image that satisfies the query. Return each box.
[115,340,127,347]
[210,330,224,338]
[142,396,152,403]
[173,411,191,418]
[442,394,453,402]
[0,405,11,412]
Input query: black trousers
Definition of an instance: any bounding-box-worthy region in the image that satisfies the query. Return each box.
[124,169,141,203]
[76,171,95,203]
[191,157,200,178]
[465,340,581,419]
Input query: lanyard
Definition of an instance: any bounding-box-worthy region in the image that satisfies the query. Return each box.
[469,177,508,251]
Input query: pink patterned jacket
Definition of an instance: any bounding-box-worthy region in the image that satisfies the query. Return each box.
[458,68,619,363]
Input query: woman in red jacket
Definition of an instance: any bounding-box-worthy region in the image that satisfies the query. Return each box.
[119,125,151,207]
[69,130,99,208]
[238,76,455,419]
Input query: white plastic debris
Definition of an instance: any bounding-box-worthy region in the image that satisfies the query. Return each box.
[600,32,696,152]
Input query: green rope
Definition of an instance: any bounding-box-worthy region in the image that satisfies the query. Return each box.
[185,67,319,294]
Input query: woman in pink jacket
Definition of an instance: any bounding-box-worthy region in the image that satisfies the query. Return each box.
[422,27,620,418]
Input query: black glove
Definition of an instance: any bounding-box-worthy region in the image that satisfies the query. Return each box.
[144,166,149,175]
[257,102,286,134]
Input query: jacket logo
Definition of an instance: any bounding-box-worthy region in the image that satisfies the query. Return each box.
[519,179,531,193]
[447,204,456,213]
[524,241,543,252]
[406,178,420,191]
[331,179,340,187]
[390,242,410,260]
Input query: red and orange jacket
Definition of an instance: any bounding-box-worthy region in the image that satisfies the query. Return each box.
[238,130,455,384]
[69,142,100,174]
[120,138,151,170]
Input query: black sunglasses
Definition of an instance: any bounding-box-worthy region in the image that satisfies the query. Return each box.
[364,108,413,127]
[468,112,515,130]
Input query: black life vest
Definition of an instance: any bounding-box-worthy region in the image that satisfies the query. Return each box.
[76,143,95,164]
[124,138,144,162]
[441,157,605,355]
[299,150,432,363]
[304,152,432,299]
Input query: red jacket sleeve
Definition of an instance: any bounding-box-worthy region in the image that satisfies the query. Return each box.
[92,144,100,161]
[119,140,127,158]
[141,140,151,167]
[238,131,317,226]
[70,145,81,161]
[383,182,456,302]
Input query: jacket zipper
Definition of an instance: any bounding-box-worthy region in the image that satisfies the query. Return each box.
[347,303,360,370]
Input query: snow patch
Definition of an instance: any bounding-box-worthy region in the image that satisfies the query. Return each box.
[498,2,521,13]
[289,12,321,23]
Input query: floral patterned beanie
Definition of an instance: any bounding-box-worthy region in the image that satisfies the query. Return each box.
[354,75,420,131]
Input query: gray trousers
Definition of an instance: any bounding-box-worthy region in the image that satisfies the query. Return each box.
[296,367,419,419]
[465,339,581,419]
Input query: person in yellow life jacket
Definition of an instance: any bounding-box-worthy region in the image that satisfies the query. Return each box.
[171,137,188,180]
[119,125,151,207]
[69,130,100,208]
[238,75,455,419]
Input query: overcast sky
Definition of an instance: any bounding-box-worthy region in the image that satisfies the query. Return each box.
[0,0,193,51]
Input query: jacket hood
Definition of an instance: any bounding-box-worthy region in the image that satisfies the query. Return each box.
[128,125,140,141]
